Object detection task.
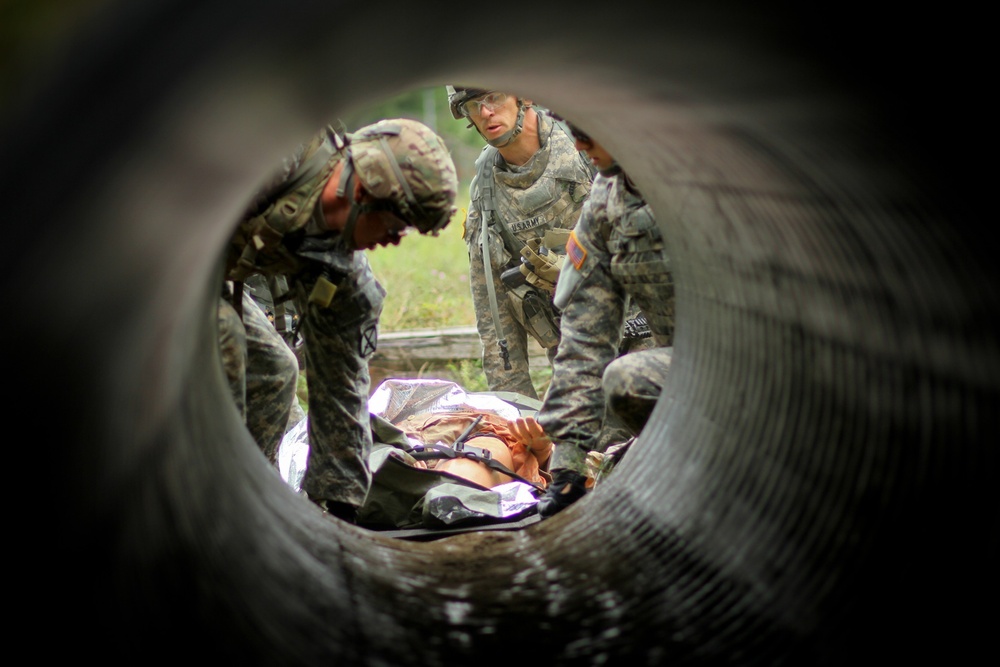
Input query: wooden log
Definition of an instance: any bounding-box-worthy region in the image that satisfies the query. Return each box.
[374,325,482,365]
[373,325,548,366]
[369,325,548,389]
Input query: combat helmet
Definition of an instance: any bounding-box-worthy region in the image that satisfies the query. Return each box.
[445,85,529,148]
[340,118,459,236]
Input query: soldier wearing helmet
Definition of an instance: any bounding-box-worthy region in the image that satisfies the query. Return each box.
[446,86,595,399]
[220,118,458,523]
[517,125,675,519]
[447,87,531,149]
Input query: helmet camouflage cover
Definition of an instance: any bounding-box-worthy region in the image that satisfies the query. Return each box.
[348,118,459,235]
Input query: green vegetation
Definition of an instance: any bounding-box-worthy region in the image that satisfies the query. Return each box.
[443,359,490,393]
[366,202,476,331]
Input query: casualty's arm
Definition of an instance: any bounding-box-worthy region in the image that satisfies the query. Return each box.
[509,416,553,468]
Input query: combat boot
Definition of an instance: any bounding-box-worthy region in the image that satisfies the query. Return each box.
[323,500,359,524]
[307,493,359,524]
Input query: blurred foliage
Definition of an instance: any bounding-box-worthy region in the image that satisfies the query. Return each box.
[445,359,489,393]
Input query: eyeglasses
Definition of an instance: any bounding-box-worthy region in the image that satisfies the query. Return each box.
[460,92,509,117]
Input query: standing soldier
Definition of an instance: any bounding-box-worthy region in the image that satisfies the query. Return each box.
[447,86,595,399]
[518,123,676,518]
[223,118,458,523]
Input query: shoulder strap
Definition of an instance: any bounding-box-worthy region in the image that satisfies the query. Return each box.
[476,150,512,370]
[475,148,523,256]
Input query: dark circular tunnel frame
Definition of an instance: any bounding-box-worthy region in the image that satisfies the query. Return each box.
[5,1,996,665]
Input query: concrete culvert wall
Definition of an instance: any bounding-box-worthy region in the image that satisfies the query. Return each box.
[3,1,996,664]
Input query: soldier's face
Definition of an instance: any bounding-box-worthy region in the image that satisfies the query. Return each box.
[468,93,521,143]
[578,139,615,172]
[354,210,410,250]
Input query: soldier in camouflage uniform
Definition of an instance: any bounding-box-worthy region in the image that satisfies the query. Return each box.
[222,118,458,523]
[242,273,307,428]
[218,285,301,465]
[447,87,595,399]
[244,273,302,352]
[531,125,675,518]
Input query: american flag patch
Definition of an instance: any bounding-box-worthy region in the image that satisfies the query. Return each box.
[566,230,587,270]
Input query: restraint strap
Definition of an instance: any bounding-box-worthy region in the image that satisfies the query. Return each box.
[404,415,543,491]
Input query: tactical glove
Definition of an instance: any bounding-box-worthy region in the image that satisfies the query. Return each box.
[536,468,590,518]
[519,237,565,294]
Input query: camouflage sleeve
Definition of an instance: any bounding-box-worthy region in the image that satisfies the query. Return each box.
[538,183,626,470]
[545,120,595,231]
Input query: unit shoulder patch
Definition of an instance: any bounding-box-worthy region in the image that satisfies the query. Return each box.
[566,229,588,270]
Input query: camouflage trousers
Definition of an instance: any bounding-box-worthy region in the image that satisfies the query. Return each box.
[469,260,552,399]
[218,291,300,464]
[295,263,385,509]
[602,346,673,435]
[547,345,673,475]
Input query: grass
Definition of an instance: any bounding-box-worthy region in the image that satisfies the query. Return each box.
[366,205,477,331]
[369,204,553,396]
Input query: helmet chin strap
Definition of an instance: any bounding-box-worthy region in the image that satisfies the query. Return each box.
[484,101,528,148]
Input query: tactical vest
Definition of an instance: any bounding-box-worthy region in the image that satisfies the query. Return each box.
[472,113,589,349]
[607,182,675,347]
[227,130,345,282]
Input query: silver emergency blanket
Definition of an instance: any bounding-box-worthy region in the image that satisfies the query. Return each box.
[423,481,539,526]
[277,378,540,525]
[368,378,525,422]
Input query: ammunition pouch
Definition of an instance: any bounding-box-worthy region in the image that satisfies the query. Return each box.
[507,282,560,349]
[500,264,527,290]
[227,211,308,281]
